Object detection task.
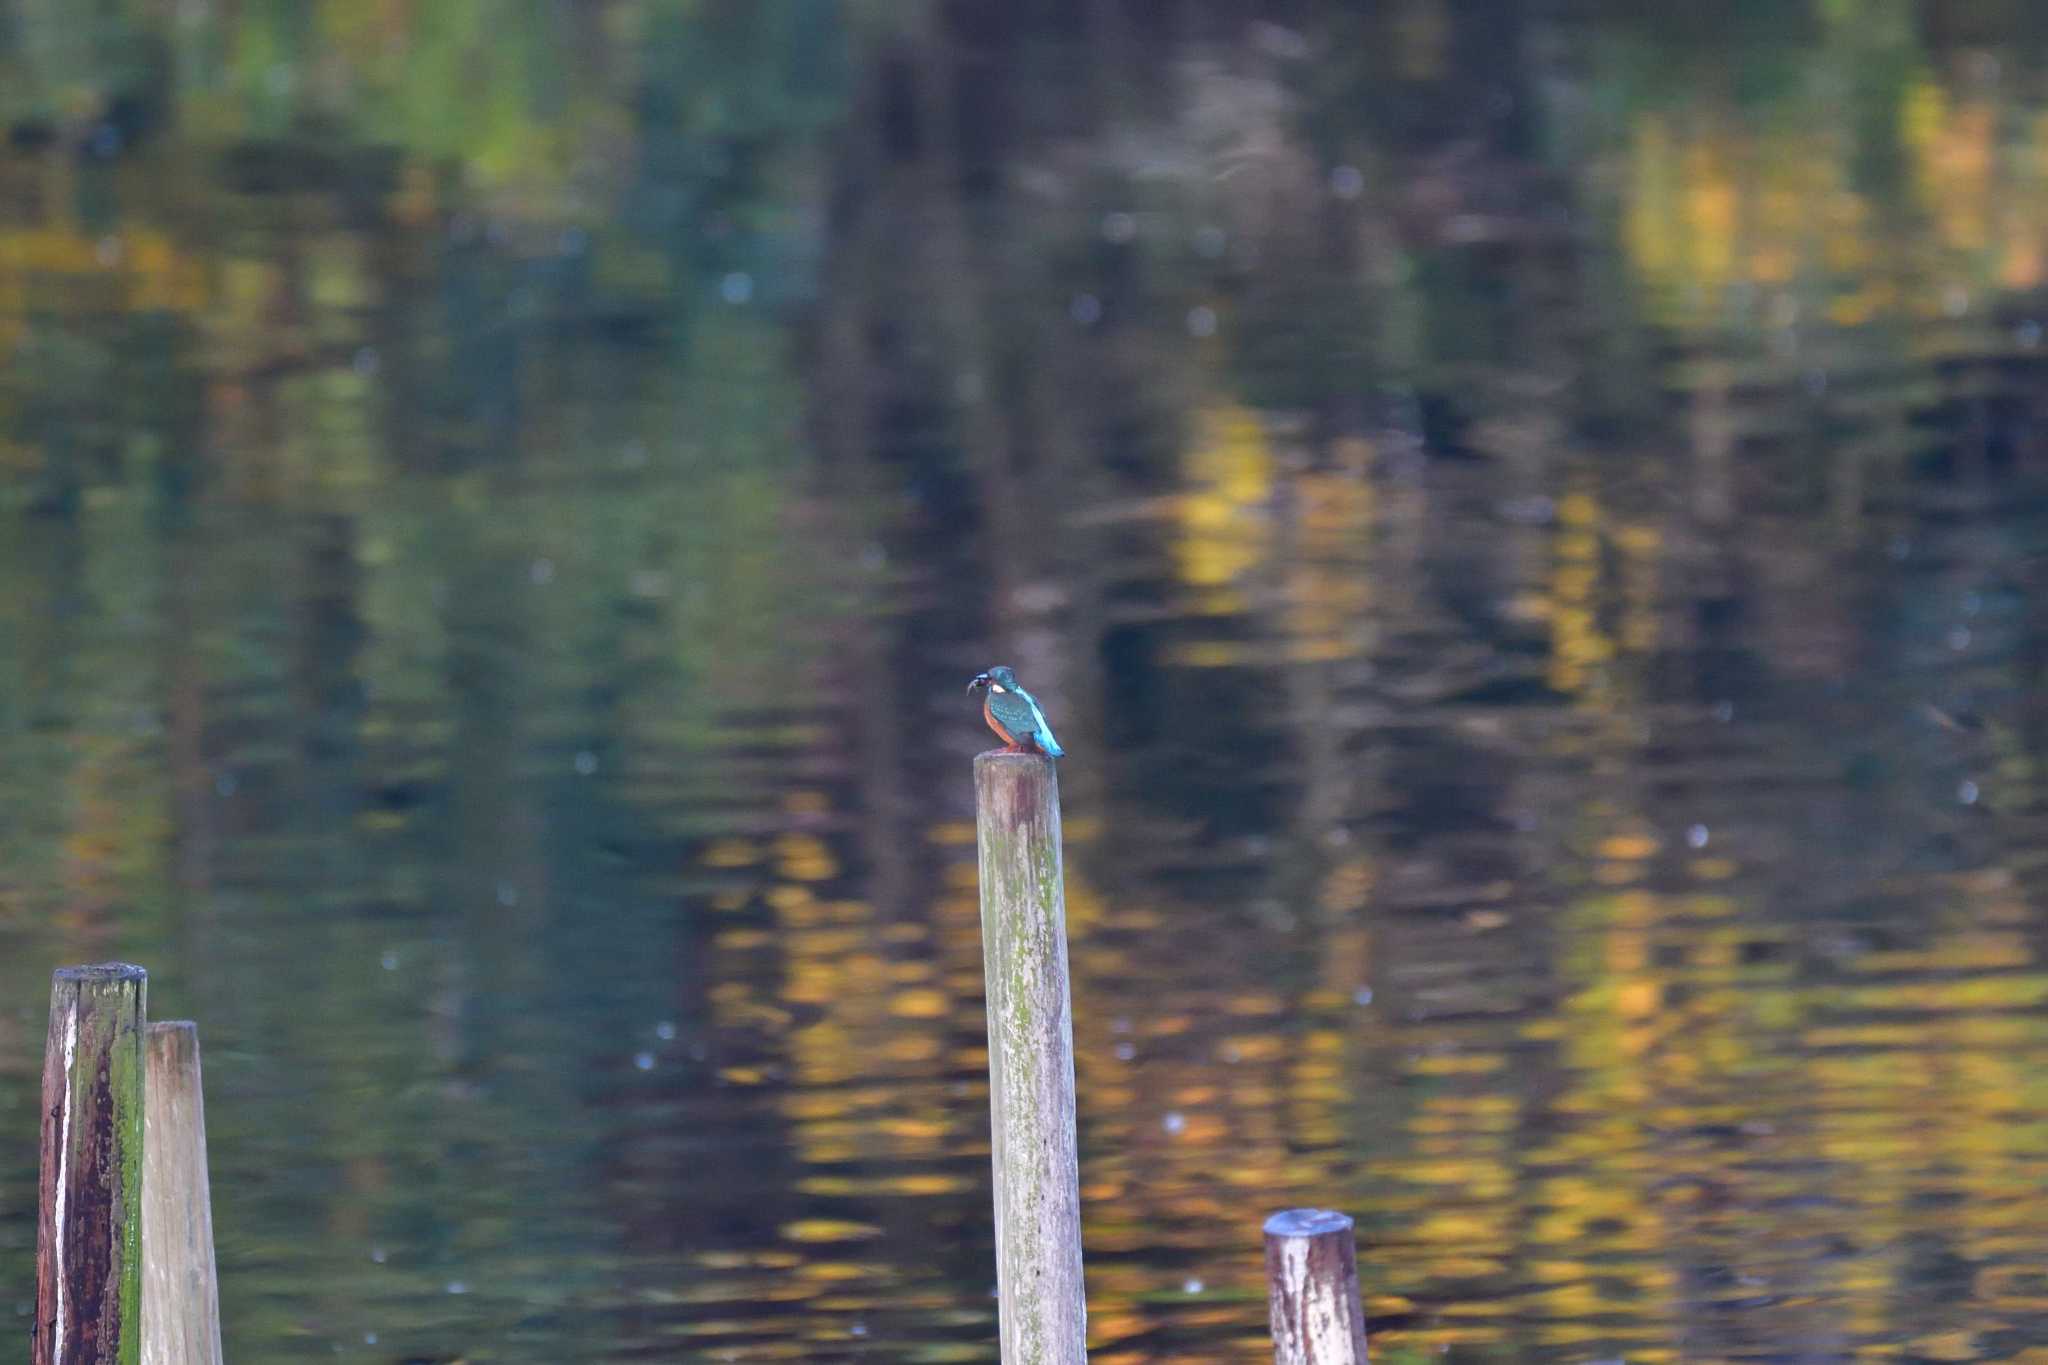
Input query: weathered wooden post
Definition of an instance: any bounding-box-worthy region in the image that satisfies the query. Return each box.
[974,750,1088,1364]
[1265,1208,1369,1364]
[142,1022,224,1365]
[36,963,148,1365]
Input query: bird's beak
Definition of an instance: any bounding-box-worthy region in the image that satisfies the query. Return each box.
[967,672,990,695]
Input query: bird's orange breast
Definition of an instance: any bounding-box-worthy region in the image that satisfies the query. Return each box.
[983,693,1018,746]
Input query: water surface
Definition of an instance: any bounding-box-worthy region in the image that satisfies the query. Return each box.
[8,2,2048,1360]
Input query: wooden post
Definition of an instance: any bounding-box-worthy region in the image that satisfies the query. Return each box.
[973,750,1087,1364]
[36,963,148,1365]
[142,1022,224,1365]
[1265,1208,1369,1364]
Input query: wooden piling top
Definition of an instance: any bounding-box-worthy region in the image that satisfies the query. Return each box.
[1265,1206,1369,1364]
[37,962,148,1365]
[1265,1209,1353,1238]
[54,963,150,986]
[974,747,1087,1364]
[143,1020,224,1365]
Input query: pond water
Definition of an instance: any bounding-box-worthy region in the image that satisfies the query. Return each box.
[7,2,2048,1360]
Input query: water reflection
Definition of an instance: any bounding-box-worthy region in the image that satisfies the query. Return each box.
[8,0,2048,1360]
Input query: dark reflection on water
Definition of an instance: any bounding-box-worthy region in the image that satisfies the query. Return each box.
[9,1,2048,1359]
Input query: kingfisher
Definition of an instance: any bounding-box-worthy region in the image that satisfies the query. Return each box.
[967,666,1065,757]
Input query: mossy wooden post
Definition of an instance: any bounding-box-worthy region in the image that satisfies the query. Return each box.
[974,750,1087,1364]
[36,964,148,1365]
[1264,1209,1369,1364]
[142,1022,223,1365]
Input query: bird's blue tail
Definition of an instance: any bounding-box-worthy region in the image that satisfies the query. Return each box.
[1037,729,1065,758]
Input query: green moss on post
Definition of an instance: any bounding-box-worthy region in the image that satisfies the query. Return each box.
[974,750,1087,1364]
[36,963,148,1365]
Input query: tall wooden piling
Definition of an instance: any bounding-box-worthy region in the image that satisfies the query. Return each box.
[1264,1208,1369,1364]
[36,963,148,1365]
[973,750,1088,1364]
[142,1022,224,1365]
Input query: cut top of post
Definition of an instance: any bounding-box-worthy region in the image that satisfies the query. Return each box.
[55,962,149,988]
[1265,1208,1354,1239]
[976,749,1056,769]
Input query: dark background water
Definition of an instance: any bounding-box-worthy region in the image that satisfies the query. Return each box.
[8,1,2048,1360]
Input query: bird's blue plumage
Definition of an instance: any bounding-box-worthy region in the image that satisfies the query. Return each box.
[1021,693,1064,756]
[980,669,1065,757]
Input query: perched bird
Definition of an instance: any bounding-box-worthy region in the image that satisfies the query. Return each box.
[967,666,1065,757]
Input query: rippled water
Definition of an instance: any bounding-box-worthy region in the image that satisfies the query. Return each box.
[8,2,2048,1360]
